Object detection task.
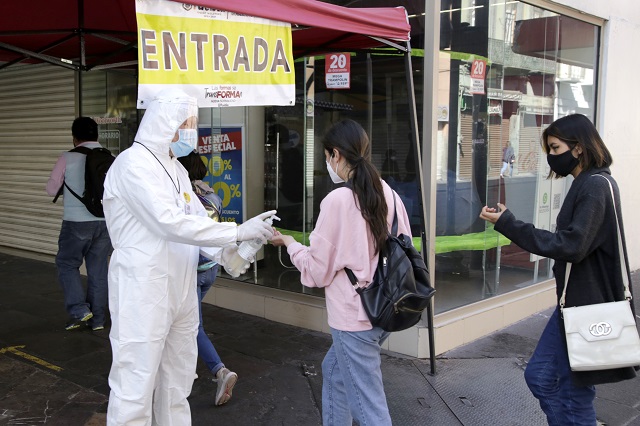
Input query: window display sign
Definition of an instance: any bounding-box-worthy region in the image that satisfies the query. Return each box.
[136,0,295,108]
[469,59,486,95]
[198,126,243,223]
[530,140,564,262]
[325,53,350,89]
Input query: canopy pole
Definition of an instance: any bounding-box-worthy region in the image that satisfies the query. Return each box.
[404,42,436,375]
[366,53,373,140]
[77,0,85,116]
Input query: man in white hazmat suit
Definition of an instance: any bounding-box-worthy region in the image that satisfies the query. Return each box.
[103,89,275,425]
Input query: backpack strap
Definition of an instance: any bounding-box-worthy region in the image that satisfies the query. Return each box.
[56,146,93,204]
[52,146,91,203]
[52,184,64,203]
[63,181,84,203]
[390,191,398,237]
[345,267,359,289]
[70,146,92,155]
[345,189,398,289]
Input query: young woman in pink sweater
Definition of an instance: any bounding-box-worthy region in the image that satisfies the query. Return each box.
[271,119,412,426]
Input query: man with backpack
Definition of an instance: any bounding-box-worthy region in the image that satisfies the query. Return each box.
[46,117,113,331]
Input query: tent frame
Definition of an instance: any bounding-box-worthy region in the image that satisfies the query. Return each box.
[0,0,436,374]
[0,0,136,72]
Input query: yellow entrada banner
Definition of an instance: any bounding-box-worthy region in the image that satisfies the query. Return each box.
[135,1,295,108]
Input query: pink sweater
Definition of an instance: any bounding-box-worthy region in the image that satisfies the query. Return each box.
[287,180,412,331]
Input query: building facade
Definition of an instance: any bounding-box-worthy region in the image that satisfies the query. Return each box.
[0,0,638,357]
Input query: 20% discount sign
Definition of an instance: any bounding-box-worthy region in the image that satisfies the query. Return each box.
[207,156,241,207]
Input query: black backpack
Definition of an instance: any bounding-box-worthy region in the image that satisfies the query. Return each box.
[53,146,115,217]
[345,193,435,332]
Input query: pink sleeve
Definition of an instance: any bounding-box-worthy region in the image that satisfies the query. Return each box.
[287,186,408,289]
[46,154,66,196]
[286,190,367,288]
[286,207,339,289]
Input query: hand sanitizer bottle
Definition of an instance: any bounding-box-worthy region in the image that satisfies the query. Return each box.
[226,214,280,276]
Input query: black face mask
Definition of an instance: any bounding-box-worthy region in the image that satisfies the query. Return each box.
[547,150,579,177]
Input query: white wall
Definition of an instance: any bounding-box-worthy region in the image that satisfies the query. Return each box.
[552,0,640,270]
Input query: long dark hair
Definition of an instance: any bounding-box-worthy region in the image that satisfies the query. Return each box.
[177,151,208,181]
[542,114,612,179]
[322,119,388,253]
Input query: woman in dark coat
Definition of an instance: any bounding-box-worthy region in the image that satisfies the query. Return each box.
[480,114,636,425]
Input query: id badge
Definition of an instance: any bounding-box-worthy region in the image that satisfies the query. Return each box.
[181,192,192,215]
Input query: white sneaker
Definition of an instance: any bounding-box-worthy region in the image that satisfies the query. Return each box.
[214,367,238,406]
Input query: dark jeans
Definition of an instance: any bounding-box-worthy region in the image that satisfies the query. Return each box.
[524,307,596,425]
[55,220,112,326]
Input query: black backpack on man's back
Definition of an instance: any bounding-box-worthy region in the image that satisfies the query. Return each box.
[345,193,435,332]
[53,146,115,217]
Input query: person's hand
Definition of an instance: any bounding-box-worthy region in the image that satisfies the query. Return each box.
[237,210,277,243]
[479,203,507,224]
[219,244,250,278]
[270,230,296,247]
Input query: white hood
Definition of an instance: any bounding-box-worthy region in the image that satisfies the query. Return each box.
[134,88,198,155]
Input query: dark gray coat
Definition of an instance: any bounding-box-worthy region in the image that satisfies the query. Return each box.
[495,167,636,386]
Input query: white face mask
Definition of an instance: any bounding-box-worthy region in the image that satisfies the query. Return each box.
[326,158,345,184]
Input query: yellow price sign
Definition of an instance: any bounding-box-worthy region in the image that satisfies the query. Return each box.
[209,155,233,177]
[212,182,242,207]
[209,155,224,177]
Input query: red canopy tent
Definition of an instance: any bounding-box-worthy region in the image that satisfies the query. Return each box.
[0,0,410,70]
[0,0,435,371]
[0,0,138,71]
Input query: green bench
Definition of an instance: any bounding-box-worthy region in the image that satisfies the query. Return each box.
[276,226,511,254]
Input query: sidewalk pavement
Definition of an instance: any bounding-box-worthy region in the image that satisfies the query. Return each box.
[0,250,639,426]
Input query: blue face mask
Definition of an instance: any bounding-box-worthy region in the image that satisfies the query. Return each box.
[170,129,198,157]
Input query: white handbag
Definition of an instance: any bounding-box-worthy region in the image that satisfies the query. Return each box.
[560,175,640,371]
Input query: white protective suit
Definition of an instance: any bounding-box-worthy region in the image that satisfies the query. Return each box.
[103,91,239,425]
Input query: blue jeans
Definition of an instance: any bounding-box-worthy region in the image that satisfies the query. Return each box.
[524,308,596,425]
[500,161,512,177]
[197,265,223,376]
[55,220,112,326]
[322,327,391,426]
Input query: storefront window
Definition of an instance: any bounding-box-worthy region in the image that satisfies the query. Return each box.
[211,0,599,316]
[241,0,426,295]
[80,70,138,155]
[436,0,599,312]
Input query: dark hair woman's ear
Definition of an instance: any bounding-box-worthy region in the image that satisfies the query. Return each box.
[576,144,583,155]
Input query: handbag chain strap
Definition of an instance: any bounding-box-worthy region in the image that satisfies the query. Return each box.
[559,174,631,310]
